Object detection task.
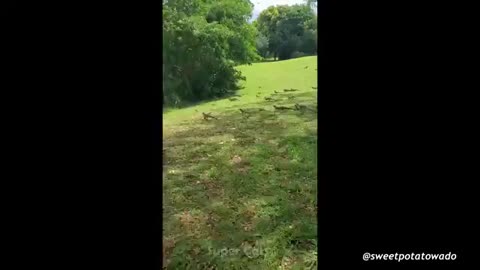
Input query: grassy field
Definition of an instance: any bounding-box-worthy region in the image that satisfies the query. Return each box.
[163,56,317,269]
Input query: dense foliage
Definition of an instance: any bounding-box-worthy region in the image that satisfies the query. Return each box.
[163,0,259,106]
[255,3,317,61]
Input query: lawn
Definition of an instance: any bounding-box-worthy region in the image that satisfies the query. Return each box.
[163,56,317,269]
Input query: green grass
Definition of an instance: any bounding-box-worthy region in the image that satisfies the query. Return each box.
[163,56,317,269]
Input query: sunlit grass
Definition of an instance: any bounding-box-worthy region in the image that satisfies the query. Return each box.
[163,56,317,269]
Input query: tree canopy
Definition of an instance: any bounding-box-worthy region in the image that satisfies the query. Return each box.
[254,3,317,60]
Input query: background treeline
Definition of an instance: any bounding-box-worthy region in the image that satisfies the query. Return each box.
[163,0,317,106]
[254,2,317,61]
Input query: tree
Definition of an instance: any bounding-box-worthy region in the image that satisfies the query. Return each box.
[255,6,282,60]
[163,0,259,106]
[255,4,316,60]
[255,33,269,59]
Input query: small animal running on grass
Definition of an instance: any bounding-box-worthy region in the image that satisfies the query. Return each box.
[239,108,250,118]
[264,97,274,101]
[239,108,249,114]
[294,103,316,113]
[202,112,218,120]
[229,98,238,101]
[294,103,307,111]
[273,105,293,111]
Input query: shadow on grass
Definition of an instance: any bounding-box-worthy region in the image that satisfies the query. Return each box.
[253,54,317,64]
[163,93,317,269]
[163,86,246,111]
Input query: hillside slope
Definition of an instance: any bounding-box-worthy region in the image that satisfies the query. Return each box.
[163,56,317,269]
[163,56,317,122]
